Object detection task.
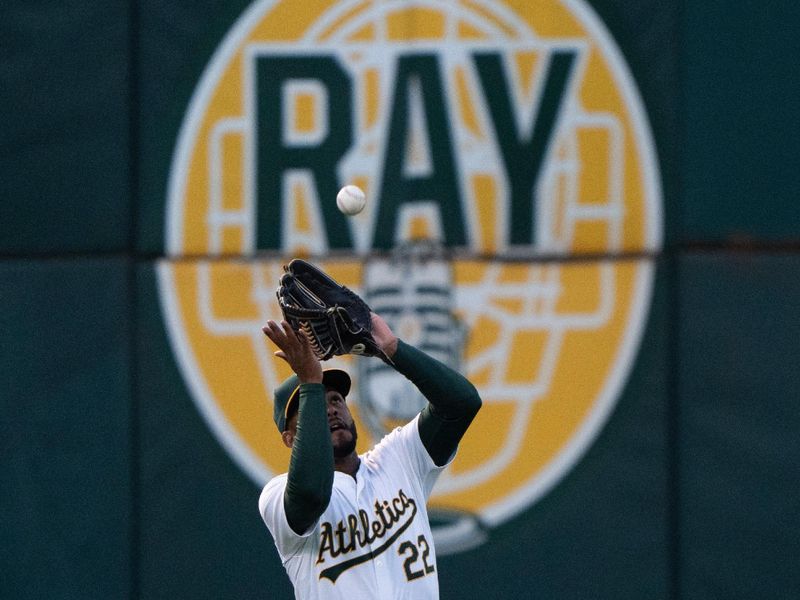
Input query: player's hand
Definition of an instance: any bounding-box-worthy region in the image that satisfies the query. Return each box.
[262,320,323,384]
[370,312,399,358]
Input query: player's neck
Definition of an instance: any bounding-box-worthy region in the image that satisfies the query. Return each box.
[334,453,360,479]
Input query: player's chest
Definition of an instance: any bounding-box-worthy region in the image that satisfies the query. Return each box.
[312,475,435,586]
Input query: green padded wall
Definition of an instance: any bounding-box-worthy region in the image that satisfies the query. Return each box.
[2,1,798,598]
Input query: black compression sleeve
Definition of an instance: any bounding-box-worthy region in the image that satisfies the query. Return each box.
[283,383,334,534]
[391,340,482,466]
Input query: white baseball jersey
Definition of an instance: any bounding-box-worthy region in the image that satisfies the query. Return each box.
[259,414,449,599]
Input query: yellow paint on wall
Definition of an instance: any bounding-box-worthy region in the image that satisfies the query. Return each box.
[221,228,245,255]
[577,128,611,205]
[504,330,548,384]
[472,174,497,252]
[293,92,317,134]
[455,67,482,138]
[554,262,603,314]
[572,221,610,250]
[363,68,380,128]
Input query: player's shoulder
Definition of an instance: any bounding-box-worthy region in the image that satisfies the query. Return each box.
[262,472,288,492]
[258,473,288,509]
[362,417,420,464]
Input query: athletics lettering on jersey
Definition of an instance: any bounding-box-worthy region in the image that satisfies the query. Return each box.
[316,489,417,582]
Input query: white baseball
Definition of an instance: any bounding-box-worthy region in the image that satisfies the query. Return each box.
[336,185,366,216]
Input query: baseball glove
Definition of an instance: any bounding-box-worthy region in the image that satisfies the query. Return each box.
[276,259,390,362]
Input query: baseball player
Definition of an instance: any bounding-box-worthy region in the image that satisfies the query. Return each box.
[259,312,482,599]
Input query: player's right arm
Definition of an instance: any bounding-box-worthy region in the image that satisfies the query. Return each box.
[282,383,333,534]
[262,320,333,535]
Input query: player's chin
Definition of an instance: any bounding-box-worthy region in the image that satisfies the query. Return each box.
[331,429,357,457]
[330,428,353,445]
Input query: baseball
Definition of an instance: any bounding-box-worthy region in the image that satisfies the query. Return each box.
[336,185,366,216]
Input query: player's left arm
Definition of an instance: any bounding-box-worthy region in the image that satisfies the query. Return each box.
[371,314,482,466]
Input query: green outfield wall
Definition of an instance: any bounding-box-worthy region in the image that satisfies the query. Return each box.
[2,1,798,599]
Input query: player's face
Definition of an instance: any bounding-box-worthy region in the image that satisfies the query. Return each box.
[326,388,357,458]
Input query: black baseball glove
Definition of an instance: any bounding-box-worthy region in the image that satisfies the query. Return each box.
[276,259,390,362]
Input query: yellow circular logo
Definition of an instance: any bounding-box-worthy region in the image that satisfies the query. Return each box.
[161,0,662,551]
